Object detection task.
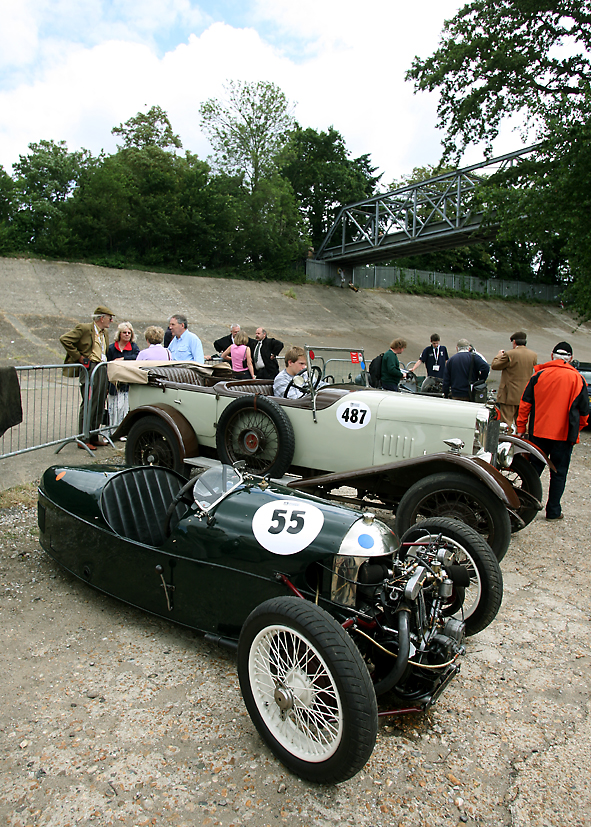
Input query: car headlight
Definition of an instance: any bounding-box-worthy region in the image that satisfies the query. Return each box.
[330,514,397,607]
[496,440,515,469]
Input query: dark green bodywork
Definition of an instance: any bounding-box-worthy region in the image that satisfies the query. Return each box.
[38,465,362,639]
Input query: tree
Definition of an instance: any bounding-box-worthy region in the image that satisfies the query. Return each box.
[200,81,295,191]
[407,0,591,315]
[112,105,182,151]
[280,126,381,251]
[0,167,14,253]
[11,139,93,254]
[407,0,591,159]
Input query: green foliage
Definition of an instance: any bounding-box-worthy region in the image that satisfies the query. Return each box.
[280,126,381,251]
[0,167,15,253]
[200,81,295,192]
[111,105,182,151]
[407,0,591,317]
[10,139,94,255]
[0,96,369,280]
[407,0,591,159]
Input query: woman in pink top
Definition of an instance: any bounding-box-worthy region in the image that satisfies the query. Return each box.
[222,330,254,379]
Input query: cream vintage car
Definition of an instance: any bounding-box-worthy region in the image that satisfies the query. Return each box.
[109,346,547,560]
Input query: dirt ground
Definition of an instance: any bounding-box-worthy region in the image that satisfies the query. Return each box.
[0,433,590,827]
[1,258,590,825]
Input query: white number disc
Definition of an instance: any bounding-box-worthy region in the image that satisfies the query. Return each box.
[337,400,371,430]
[252,499,325,555]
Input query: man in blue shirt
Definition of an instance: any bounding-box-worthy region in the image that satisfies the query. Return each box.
[167,314,204,363]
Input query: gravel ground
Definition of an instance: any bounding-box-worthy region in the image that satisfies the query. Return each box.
[0,435,590,827]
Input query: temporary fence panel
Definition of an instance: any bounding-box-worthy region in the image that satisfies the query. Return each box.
[0,363,104,460]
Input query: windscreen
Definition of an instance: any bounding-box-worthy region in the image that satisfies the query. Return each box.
[306,346,369,387]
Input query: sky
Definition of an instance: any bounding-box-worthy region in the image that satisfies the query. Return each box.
[0,0,528,187]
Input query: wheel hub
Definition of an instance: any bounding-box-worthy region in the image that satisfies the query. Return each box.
[274,683,294,713]
[239,428,265,455]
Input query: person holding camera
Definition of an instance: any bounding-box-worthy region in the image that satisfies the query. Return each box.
[60,306,114,449]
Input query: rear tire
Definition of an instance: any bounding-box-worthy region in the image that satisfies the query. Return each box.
[394,472,512,561]
[125,416,184,474]
[237,597,377,784]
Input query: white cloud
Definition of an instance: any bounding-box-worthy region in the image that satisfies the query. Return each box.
[0,1,530,183]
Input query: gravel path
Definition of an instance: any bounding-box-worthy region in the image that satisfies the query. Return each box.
[0,435,590,826]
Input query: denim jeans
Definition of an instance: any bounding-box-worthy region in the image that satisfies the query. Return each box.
[528,435,574,518]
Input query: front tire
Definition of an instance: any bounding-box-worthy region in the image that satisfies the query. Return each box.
[399,517,503,635]
[237,597,378,784]
[125,415,184,473]
[394,472,512,561]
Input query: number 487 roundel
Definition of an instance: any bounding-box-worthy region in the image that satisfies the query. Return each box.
[337,400,371,430]
[251,499,325,555]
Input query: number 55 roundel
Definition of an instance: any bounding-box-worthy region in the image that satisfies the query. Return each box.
[252,499,325,555]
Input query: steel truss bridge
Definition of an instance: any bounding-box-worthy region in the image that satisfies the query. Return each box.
[315,145,540,266]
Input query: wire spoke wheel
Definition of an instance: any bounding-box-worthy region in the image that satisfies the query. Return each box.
[395,472,512,561]
[125,416,183,473]
[216,396,295,477]
[238,597,377,783]
[500,454,543,531]
[399,517,503,635]
[225,410,280,472]
[249,625,342,761]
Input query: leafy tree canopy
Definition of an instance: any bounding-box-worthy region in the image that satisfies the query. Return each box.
[112,105,182,151]
[281,126,381,251]
[407,0,591,158]
[200,81,295,191]
[407,1,591,315]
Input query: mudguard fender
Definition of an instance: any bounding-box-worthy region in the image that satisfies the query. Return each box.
[502,434,554,471]
[113,404,199,461]
[289,452,521,510]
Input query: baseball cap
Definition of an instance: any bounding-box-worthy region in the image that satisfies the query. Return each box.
[552,341,573,359]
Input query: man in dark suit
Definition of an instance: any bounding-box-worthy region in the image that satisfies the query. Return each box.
[60,305,114,449]
[252,327,283,380]
[213,324,241,355]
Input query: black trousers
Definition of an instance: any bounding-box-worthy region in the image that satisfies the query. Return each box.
[528,435,574,518]
[78,362,108,441]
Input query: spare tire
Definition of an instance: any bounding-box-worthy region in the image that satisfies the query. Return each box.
[216,395,295,477]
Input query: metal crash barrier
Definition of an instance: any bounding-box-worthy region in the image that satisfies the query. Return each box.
[0,362,113,460]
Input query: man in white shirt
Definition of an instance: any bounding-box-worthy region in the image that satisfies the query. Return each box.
[167,314,204,363]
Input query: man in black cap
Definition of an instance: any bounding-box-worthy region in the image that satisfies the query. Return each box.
[60,306,114,448]
[516,341,589,520]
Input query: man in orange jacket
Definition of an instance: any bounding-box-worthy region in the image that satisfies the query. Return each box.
[516,341,589,521]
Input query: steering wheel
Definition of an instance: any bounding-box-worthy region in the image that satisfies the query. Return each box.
[283,365,323,398]
[164,476,198,536]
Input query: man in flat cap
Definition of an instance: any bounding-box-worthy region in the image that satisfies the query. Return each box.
[490,331,537,426]
[517,341,589,521]
[60,306,114,449]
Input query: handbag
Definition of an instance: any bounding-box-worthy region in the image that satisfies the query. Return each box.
[470,380,488,403]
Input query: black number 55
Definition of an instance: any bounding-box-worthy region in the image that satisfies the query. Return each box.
[268,508,306,535]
